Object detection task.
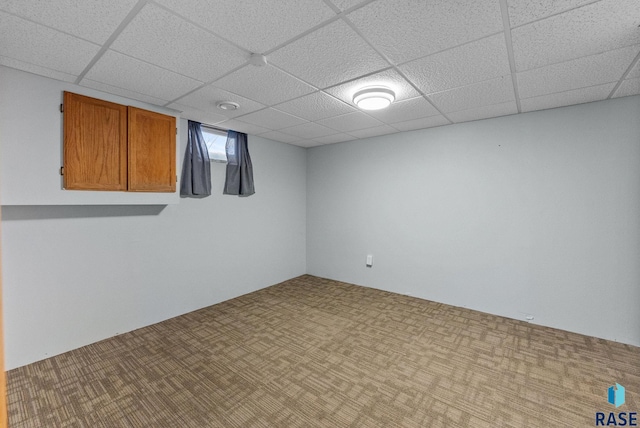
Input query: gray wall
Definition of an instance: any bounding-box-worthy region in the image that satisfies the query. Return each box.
[1,70,307,369]
[3,67,639,369]
[307,96,640,347]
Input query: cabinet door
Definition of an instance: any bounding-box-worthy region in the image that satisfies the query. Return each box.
[63,92,127,190]
[128,107,176,192]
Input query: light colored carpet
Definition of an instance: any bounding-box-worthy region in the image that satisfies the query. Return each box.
[7,275,639,427]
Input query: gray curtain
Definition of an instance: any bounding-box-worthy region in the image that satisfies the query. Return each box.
[180,120,211,197]
[223,130,255,196]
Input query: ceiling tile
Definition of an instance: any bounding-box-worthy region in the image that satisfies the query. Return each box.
[611,78,640,99]
[269,19,388,88]
[216,119,271,136]
[347,125,398,139]
[274,91,357,121]
[400,33,511,94]
[448,101,517,123]
[627,59,640,79]
[292,140,322,148]
[0,0,137,44]
[0,56,76,82]
[153,0,336,53]
[521,83,617,112]
[347,0,503,64]
[367,96,440,124]
[0,11,99,76]
[237,108,307,130]
[517,45,639,99]
[391,115,450,132]
[429,76,516,113]
[507,0,595,28]
[167,103,230,125]
[110,3,246,82]
[212,65,315,106]
[280,122,338,139]
[172,85,265,119]
[83,50,202,101]
[328,0,371,12]
[324,68,420,106]
[312,133,356,144]
[82,79,170,106]
[317,111,384,132]
[258,131,304,144]
[511,0,640,71]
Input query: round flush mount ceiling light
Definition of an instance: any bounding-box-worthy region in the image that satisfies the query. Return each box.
[353,87,395,110]
[217,101,239,111]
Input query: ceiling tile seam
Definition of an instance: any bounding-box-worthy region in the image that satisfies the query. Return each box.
[276,117,349,136]
[320,66,395,92]
[445,100,518,118]
[175,61,388,114]
[269,90,357,117]
[147,1,252,56]
[232,106,311,126]
[74,0,149,85]
[391,67,454,125]
[0,55,78,80]
[518,80,621,101]
[337,14,453,124]
[393,31,505,69]
[320,132,353,139]
[80,80,171,104]
[321,0,341,14]
[500,0,522,113]
[261,0,380,56]
[0,8,103,47]
[162,62,253,107]
[275,122,335,137]
[510,0,602,30]
[385,116,446,132]
[606,48,640,99]
[81,47,206,99]
[260,63,323,95]
[231,117,279,132]
[321,0,379,17]
[262,15,342,57]
[514,43,640,75]
[422,73,515,98]
[168,63,333,118]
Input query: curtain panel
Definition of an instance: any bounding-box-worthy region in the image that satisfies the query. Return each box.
[180,120,212,197]
[223,130,255,196]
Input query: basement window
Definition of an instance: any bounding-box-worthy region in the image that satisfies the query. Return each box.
[201,125,227,162]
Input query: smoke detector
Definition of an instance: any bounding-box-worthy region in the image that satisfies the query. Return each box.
[217,101,239,111]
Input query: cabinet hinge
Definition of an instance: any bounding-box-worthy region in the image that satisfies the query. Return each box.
[60,166,64,176]
[176,175,178,183]
[176,128,178,135]
[60,103,64,113]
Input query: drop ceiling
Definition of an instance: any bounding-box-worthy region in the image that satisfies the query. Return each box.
[1,0,639,148]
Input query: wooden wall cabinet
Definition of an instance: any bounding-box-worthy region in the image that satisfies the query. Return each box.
[63,92,176,193]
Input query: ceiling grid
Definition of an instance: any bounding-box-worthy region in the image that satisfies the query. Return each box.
[0,0,637,147]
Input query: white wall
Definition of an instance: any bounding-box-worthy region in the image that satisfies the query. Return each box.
[1,70,307,369]
[307,96,640,347]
